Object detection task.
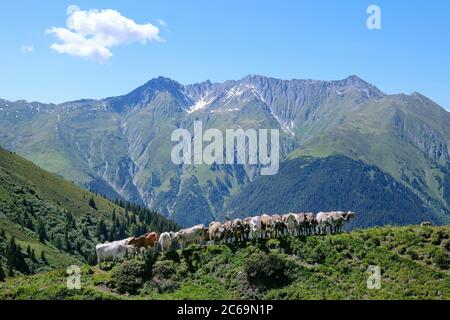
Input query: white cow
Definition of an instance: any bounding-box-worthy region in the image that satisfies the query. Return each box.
[330,211,354,233]
[316,212,333,235]
[249,216,263,240]
[316,211,353,234]
[282,213,298,236]
[175,224,206,250]
[96,237,135,262]
[159,232,174,254]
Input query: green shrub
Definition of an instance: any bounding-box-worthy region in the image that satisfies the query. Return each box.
[152,260,177,279]
[397,246,407,255]
[433,251,450,270]
[150,260,179,293]
[431,230,448,245]
[418,229,432,239]
[244,252,289,289]
[406,249,419,260]
[442,239,450,252]
[111,259,148,294]
[310,249,326,264]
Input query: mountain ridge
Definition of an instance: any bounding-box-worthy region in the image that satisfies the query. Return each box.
[1,74,384,105]
[1,75,450,226]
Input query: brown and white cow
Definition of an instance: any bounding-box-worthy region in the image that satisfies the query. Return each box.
[242,217,252,241]
[129,232,159,251]
[260,214,273,239]
[222,220,234,244]
[305,212,317,235]
[270,214,285,238]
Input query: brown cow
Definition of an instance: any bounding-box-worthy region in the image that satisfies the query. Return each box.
[202,226,210,243]
[260,214,273,239]
[242,217,252,241]
[232,219,245,243]
[305,212,317,235]
[271,214,285,238]
[129,232,158,250]
[222,221,234,243]
[208,222,224,244]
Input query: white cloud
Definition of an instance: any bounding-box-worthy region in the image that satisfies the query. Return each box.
[46,6,162,63]
[66,5,80,15]
[157,19,168,28]
[21,45,35,53]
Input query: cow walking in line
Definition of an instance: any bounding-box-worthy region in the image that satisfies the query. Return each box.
[95,211,356,262]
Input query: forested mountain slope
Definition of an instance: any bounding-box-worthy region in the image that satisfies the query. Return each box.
[225,156,440,228]
[0,147,178,277]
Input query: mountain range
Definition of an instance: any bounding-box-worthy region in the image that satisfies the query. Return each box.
[1,75,450,227]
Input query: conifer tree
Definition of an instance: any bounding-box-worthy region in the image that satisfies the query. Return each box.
[0,263,5,281]
[37,220,47,243]
[30,249,36,262]
[88,197,97,210]
[40,251,47,264]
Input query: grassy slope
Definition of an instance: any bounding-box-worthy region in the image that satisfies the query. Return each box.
[0,148,121,218]
[0,147,121,272]
[0,147,178,274]
[1,225,449,300]
[0,219,79,271]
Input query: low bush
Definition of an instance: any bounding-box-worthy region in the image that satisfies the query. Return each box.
[110,259,148,294]
[150,260,180,293]
[433,251,450,270]
[244,251,289,289]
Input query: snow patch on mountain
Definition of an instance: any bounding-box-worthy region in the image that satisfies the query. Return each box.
[186,91,216,113]
[271,112,295,136]
[210,108,240,113]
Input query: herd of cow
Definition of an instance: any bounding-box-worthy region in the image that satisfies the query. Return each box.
[95,211,355,262]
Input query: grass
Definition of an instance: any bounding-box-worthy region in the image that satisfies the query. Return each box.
[1,225,449,300]
[0,219,79,271]
[0,148,122,218]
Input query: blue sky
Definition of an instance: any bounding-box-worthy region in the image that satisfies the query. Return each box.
[1,0,449,108]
